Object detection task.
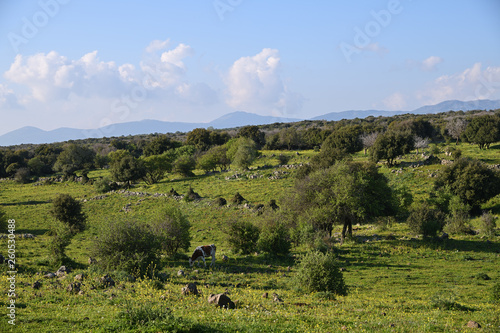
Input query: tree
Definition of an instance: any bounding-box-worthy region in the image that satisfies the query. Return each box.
[407,203,444,237]
[413,136,430,154]
[110,153,146,187]
[225,220,260,254]
[463,114,500,149]
[360,132,378,155]
[238,126,266,148]
[151,205,192,256]
[370,130,414,167]
[446,117,468,145]
[53,143,96,178]
[172,155,196,177]
[289,161,396,242]
[279,127,301,150]
[141,154,171,185]
[228,137,258,170]
[434,157,500,211]
[143,135,180,157]
[50,194,86,233]
[186,128,212,150]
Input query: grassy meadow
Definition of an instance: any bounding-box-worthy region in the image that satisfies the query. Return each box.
[1,144,499,332]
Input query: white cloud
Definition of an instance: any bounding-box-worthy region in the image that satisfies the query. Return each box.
[0,84,22,109]
[381,92,407,110]
[421,56,443,72]
[225,48,303,116]
[145,39,170,53]
[417,62,500,104]
[361,42,389,55]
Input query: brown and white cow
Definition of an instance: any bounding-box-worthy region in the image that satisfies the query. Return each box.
[189,244,216,267]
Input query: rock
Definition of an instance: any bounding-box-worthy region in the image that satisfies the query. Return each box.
[32,280,42,289]
[99,274,115,288]
[208,293,235,309]
[44,272,56,279]
[181,283,199,296]
[272,293,283,303]
[74,274,85,282]
[78,290,85,296]
[67,282,81,293]
[88,257,97,265]
[177,270,185,277]
[262,292,268,298]
[222,255,229,262]
[466,321,481,328]
[56,265,70,276]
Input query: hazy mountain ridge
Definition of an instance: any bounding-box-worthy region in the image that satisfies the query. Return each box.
[1,100,499,146]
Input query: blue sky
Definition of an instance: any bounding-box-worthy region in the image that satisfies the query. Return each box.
[0,0,499,136]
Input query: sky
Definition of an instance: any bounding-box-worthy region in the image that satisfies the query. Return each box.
[0,0,499,136]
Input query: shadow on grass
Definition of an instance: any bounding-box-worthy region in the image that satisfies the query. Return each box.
[0,200,50,206]
[398,238,500,254]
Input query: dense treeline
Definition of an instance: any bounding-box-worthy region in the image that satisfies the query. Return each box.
[1,109,499,184]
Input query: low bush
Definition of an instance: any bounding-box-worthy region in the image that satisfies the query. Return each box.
[480,211,497,238]
[90,219,161,277]
[407,203,444,237]
[151,205,192,256]
[225,220,260,254]
[94,177,112,193]
[292,251,347,296]
[492,282,500,303]
[49,194,86,233]
[257,219,291,256]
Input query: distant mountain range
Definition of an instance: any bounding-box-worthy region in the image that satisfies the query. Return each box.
[1,99,499,146]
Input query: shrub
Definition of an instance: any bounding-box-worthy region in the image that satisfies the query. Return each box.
[117,300,174,327]
[257,220,291,256]
[277,154,291,165]
[443,196,473,235]
[151,205,191,256]
[172,155,196,177]
[47,222,73,266]
[429,291,468,310]
[231,192,246,205]
[225,220,260,254]
[214,197,227,206]
[94,177,112,193]
[14,167,31,184]
[91,219,161,277]
[292,251,347,296]
[184,187,201,202]
[480,211,497,238]
[407,203,444,237]
[49,194,86,233]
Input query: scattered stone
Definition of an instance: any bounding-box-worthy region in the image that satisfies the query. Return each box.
[99,274,115,288]
[78,290,85,296]
[222,255,229,262]
[74,274,85,282]
[262,292,268,298]
[56,265,70,276]
[181,283,199,296]
[44,272,56,279]
[466,321,481,328]
[32,281,42,289]
[177,270,185,277]
[88,257,97,265]
[208,293,235,309]
[67,282,81,294]
[272,293,283,303]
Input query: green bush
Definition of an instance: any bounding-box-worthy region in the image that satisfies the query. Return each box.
[443,196,473,235]
[94,177,112,193]
[257,220,291,256]
[407,203,444,237]
[292,251,347,296]
[47,222,73,266]
[225,220,260,254]
[151,205,192,256]
[49,194,86,233]
[480,211,497,238]
[91,219,161,277]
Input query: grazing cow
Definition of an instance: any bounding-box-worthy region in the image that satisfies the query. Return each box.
[189,244,216,267]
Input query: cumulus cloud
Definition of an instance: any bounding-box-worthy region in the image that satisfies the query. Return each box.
[404,56,443,72]
[417,62,500,104]
[0,84,22,109]
[225,48,303,116]
[145,39,170,53]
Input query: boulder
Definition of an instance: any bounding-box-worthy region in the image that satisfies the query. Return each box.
[56,265,70,276]
[44,272,56,279]
[88,257,97,265]
[181,283,199,296]
[67,282,81,294]
[466,321,481,328]
[208,293,235,309]
[74,274,85,282]
[177,270,185,277]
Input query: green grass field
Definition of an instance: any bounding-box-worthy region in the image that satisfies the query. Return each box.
[0,144,499,332]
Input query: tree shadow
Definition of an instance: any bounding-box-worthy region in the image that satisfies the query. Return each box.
[0,200,50,206]
[399,238,500,254]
